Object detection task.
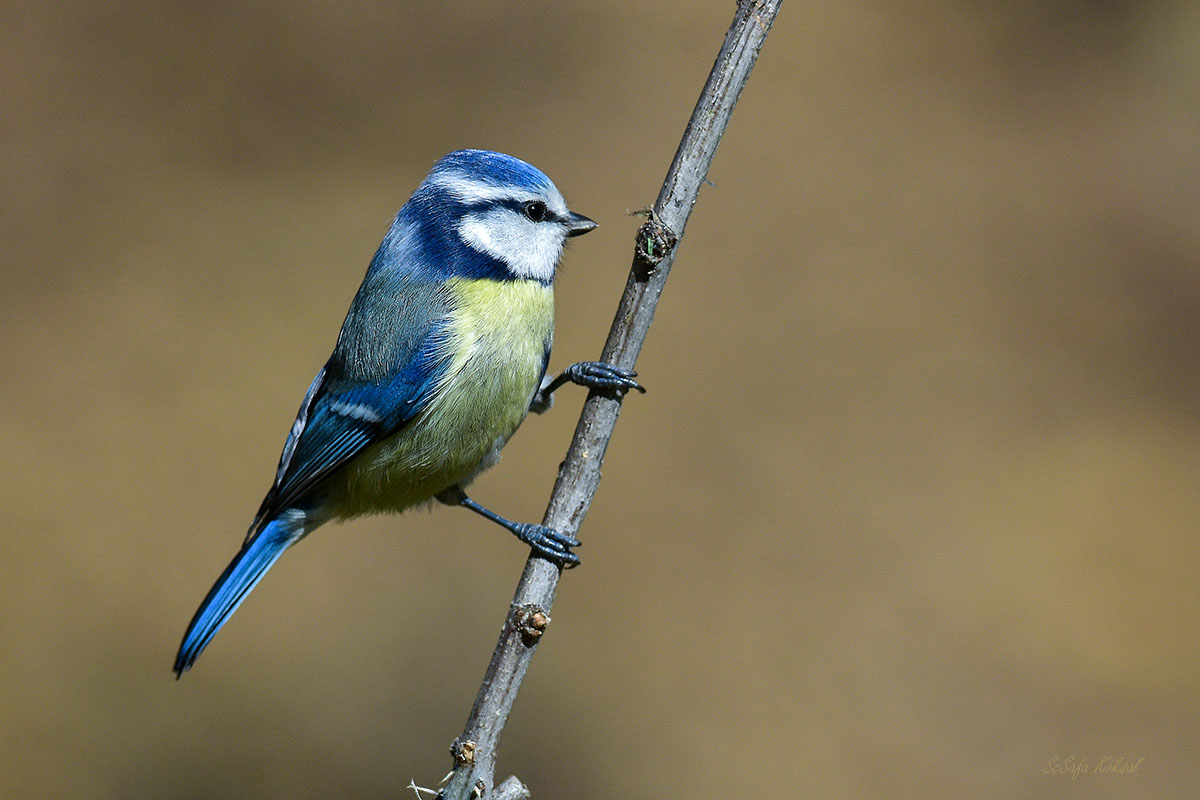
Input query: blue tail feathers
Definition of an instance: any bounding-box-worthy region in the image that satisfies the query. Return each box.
[174,517,303,677]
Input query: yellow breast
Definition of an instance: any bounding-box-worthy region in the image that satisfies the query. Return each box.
[327,277,554,518]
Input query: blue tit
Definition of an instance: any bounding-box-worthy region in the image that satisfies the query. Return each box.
[174,150,642,676]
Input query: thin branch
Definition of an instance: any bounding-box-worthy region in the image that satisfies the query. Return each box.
[437,2,783,797]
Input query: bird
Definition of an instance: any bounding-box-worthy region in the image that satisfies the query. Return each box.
[174,149,642,676]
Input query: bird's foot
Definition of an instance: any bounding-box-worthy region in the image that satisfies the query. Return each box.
[561,361,645,394]
[511,522,581,568]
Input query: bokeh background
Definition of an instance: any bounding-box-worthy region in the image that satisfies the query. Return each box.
[4,1,1199,797]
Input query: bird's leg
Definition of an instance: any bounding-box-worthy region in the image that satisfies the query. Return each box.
[530,361,645,414]
[437,486,581,567]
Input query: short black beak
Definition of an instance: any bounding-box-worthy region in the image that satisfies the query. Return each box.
[565,211,597,237]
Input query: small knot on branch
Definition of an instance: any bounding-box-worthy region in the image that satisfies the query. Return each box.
[633,209,678,280]
[451,739,477,767]
[513,604,551,646]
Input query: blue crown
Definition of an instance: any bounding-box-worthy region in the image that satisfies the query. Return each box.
[431,149,553,193]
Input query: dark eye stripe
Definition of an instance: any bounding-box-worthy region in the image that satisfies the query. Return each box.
[473,198,562,223]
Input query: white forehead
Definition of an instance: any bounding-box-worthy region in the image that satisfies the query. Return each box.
[429,171,569,217]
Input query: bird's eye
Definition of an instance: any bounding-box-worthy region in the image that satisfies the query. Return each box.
[522,201,548,223]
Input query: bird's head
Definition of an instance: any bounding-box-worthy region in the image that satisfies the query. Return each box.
[393,149,596,285]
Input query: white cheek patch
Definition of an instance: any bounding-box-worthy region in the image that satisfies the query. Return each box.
[458,208,564,283]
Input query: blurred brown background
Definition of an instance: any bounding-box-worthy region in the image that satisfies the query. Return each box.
[3,1,1199,797]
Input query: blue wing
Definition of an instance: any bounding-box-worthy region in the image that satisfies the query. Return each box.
[246,319,452,537]
[177,217,462,675]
